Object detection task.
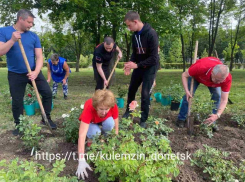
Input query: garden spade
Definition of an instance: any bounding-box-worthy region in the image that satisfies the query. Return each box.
[18,39,53,133]
[103,57,120,90]
[187,41,198,135]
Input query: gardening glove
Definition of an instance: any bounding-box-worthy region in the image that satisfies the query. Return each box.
[76,158,93,180]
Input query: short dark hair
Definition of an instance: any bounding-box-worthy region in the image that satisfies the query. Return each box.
[50,53,59,62]
[124,11,141,22]
[17,9,35,21]
[104,36,114,45]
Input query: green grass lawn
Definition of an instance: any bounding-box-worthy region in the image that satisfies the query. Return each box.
[0,67,244,134]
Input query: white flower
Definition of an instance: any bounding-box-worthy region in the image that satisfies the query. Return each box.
[80,104,84,109]
[66,114,70,117]
[234,180,239,182]
[71,108,75,111]
[62,114,67,118]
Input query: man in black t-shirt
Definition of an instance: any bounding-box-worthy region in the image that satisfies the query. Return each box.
[92,36,122,90]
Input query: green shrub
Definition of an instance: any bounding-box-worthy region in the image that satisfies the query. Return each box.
[236,160,245,181]
[62,107,82,143]
[0,62,7,67]
[116,62,124,68]
[191,145,244,182]
[118,85,128,98]
[192,96,215,138]
[87,111,180,182]
[24,84,36,105]
[163,63,191,69]
[67,62,77,68]
[0,55,6,62]
[231,113,245,128]
[79,54,93,68]
[43,62,47,67]
[0,87,11,102]
[0,158,78,182]
[159,51,166,68]
[17,115,43,150]
[169,82,184,102]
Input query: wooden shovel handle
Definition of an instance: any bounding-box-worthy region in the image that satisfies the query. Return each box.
[18,39,53,133]
[103,57,120,90]
[187,41,198,135]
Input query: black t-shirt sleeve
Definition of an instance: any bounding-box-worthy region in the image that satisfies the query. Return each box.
[94,53,103,64]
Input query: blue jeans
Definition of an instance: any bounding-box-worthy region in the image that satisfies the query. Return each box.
[86,117,115,138]
[178,77,221,121]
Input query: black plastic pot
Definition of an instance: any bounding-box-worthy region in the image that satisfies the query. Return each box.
[170,101,180,111]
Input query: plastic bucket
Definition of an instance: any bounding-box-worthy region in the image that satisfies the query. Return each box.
[116,98,124,108]
[170,101,180,111]
[161,97,169,106]
[154,93,162,103]
[24,104,35,116]
[167,96,172,105]
[179,98,183,108]
[35,101,53,110]
[35,101,40,109]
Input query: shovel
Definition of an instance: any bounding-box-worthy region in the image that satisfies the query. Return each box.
[103,57,120,90]
[18,39,53,133]
[187,41,198,135]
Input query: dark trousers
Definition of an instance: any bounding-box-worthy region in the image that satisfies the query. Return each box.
[93,62,110,90]
[126,65,157,122]
[8,71,52,125]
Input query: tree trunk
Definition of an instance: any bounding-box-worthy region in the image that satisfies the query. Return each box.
[230,15,241,71]
[180,33,186,72]
[112,23,117,42]
[76,54,80,72]
[96,12,101,45]
[125,33,131,62]
[208,0,213,56]
[73,31,82,72]
[208,0,224,56]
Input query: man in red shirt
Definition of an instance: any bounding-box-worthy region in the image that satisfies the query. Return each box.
[176,57,232,131]
[76,89,119,180]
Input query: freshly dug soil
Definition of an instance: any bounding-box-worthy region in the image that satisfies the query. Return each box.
[0,114,244,182]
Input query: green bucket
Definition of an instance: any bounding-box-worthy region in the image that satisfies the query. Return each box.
[154,92,162,103]
[24,103,35,116]
[161,97,169,106]
[116,98,124,108]
[34,101,53,110]
[35,101,40,109]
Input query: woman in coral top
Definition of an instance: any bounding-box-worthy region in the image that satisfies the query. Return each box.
[76,89,119,180]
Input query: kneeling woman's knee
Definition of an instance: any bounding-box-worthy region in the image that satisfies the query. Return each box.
[102,117,115,131]
[86,124,101,138]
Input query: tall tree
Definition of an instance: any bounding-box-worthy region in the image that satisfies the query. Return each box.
[169,0,195,71]
[230,0,245,71]
[208,0,235,56]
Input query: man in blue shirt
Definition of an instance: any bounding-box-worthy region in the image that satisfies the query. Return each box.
[0,9,57,135]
